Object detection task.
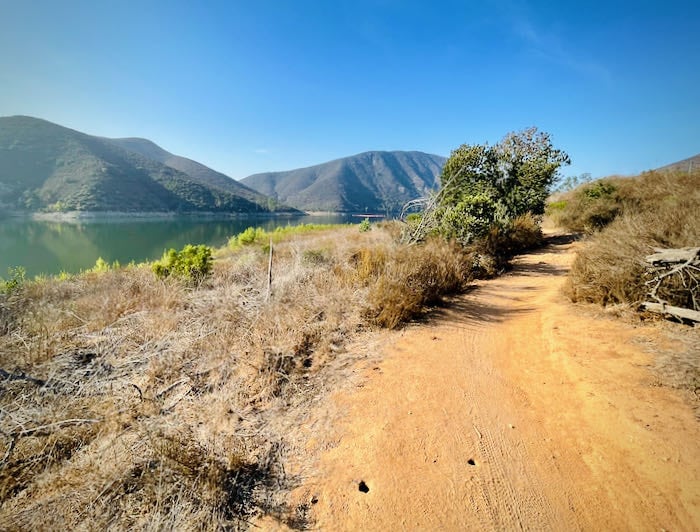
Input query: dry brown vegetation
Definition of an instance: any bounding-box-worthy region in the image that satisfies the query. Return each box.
[554,170,700,309]
[0,220,542,529]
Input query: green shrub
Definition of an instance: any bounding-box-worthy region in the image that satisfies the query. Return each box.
[583,181,617,199]
[414,127,569,245]
[545,199,567,213]
[235,227,265,246]
[228,224,344,250]
[358,218,371,232]
[152,244,213,283]
[91,257,110,273]
[1,266,26,295]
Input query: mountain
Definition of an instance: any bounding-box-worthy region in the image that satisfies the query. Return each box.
[657,153,700,173]
[107,137,271,207]
[0,116,290,214]
[241,151,446,213]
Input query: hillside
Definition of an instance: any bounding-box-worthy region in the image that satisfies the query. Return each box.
[657,152,700,173]
[107,137,272,207]
[0,116,286,214]
[241,151,446,212]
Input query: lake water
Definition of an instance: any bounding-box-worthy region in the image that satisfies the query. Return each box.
[0,214,354,278]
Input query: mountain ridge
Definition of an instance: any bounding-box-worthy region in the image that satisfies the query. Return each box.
[241,150,446,213]
[657,153,700,173]
[0,116,291,214]
[107,137,269,205]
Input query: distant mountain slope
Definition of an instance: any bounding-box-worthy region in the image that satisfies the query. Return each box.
[107,137,271,206]
[241,151,446,212]
[0,116,285,214]
[657,153,700,173]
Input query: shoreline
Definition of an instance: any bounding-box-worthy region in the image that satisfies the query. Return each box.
[6,210,306,223]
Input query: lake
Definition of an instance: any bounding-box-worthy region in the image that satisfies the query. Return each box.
[0,214,354,278]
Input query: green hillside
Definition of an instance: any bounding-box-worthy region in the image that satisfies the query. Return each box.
[241,150,446,213]
[0,116,284,214]
[107,137,275,207]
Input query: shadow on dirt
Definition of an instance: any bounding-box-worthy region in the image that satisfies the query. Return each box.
[423,233,577,328]
[430,296,536,327]
[512,261,568,277]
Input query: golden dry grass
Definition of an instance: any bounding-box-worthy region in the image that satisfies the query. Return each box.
[562,170,700,309]
[0,221,540,529]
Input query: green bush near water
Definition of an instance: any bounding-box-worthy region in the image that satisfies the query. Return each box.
[152,244,213,282]
[228,223,345,250]
[0,266,26,295]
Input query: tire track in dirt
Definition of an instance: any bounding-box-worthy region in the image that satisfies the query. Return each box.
[298,234,700,531]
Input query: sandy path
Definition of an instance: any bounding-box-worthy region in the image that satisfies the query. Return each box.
[304,235,700,530]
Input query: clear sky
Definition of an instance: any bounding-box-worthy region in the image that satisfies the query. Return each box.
[1,0,698,179]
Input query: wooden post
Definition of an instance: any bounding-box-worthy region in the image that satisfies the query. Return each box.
[266,237,273,301]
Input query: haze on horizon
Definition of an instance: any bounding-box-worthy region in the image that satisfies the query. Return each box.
[1,0,698,180]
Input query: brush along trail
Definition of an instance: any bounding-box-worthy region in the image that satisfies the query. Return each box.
[297,233,700,530]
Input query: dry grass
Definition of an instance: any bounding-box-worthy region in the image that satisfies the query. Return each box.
[480,213,544,270]
[563,170,700,309]
[0,221,538,529]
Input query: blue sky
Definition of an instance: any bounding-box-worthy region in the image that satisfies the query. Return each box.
[1,0,698,179]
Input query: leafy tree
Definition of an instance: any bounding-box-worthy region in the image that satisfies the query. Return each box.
[431,127,570,244]
[554,172,593,192]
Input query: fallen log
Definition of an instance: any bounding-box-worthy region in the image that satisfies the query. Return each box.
[641,302,700,322]
[645,247,699,266]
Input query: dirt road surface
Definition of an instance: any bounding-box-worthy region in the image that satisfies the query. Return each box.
[303,234,700,530]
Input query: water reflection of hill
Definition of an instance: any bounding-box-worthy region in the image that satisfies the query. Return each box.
[0,215,349,277]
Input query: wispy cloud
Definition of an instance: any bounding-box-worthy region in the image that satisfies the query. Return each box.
[254,148,269,154]
[500,1,612,83]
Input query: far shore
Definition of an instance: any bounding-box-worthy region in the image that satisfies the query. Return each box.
[0,209,395,224]
[304,211,387,217]
[4,210,306,223]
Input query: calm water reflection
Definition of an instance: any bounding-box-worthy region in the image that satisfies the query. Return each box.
[0,214,353,277]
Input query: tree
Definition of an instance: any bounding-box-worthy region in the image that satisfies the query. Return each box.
[428,127,569,244]
[493,127,570,216]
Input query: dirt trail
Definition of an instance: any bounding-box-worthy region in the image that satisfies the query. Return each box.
[303,235,700,530]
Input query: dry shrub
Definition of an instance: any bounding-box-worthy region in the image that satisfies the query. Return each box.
[479,213,544,271]
[554,178,624,232]
[566,170,700,307]
[0,221,541,528]
[366,238,474,329]
[554,169,699,234]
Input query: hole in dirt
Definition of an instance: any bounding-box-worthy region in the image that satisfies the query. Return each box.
[467,459,476,466]
[358,480,370,493]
